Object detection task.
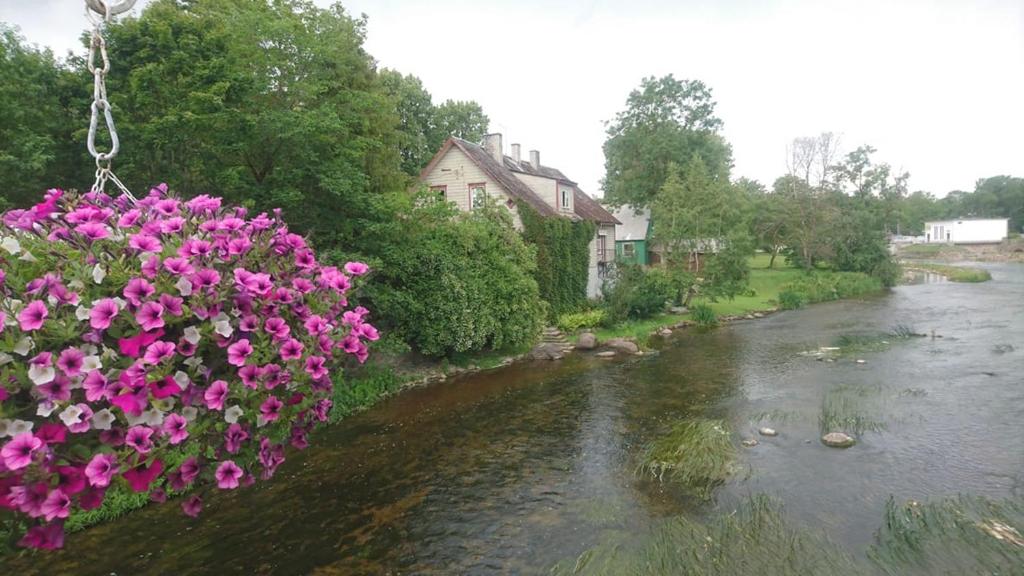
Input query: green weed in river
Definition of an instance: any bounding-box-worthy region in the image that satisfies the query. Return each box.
[550,495,864,576]
[636,418,736,498]
[819,385,887,436]
[869,495,1024,575]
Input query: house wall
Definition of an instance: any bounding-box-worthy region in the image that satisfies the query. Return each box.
[587,224,617,298]
[615,239,648,265]
[422,147,522,229]
[512,172,575,214]
[923,219,1008,244]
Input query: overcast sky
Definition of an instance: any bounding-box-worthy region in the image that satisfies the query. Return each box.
[3,0,1022,197]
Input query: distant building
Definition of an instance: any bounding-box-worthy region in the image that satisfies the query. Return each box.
[419,133,619,298]
[611,206,652,265]
[922,218,1008,244]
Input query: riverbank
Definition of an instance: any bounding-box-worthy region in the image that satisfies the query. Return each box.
[895,238,1024,263]
[901,262,992,282]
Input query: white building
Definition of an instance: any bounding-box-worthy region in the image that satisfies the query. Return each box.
[922,218,1008,244]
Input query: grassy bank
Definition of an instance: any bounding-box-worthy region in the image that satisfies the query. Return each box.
[583,255,883,344]
[903,262,992,282]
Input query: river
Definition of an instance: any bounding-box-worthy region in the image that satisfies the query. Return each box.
[11,263,1023,575]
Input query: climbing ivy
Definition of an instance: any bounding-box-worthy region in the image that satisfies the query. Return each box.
[517,201,596,318]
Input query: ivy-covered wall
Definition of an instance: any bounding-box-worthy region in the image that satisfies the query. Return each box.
[518,201,596,318]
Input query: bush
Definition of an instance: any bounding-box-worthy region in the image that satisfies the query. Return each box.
[602,264,675,322]
[690,303,718,327]
[779,271,883,308]
[0,186,375,550]
[366,195,544,357]
[556,309,607,333]
[518,201,595,318]
[778,290,806,310]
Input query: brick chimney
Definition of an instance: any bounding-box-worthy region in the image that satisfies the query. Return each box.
[529,149,540,170]
[482,133,503,163]
[511,143,521,164]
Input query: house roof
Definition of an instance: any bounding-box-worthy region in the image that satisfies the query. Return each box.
[611,206,650,241]
[420,137,618,224]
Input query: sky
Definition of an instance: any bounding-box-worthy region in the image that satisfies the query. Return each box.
[3,0,1022,198]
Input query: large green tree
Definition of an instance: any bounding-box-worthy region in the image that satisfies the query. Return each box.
[432,99,489,144]
[602,75,732,208]
[92,0,404,248]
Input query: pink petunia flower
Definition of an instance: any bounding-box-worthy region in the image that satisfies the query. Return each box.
[89,298,120,329]
[279,338,304,361]
[159,293,184,316]
[182,495,203,517]
[136,301,165,331]
[55,347,85,376]
[305,355,328,380]
[227,339,253,366]
[125,426,155,454]
[18,300,48,331]
[215,460,243,489]
[163,257,195,276]
[162,413,189,445]
[40,489,71,521]
[118,328,165,359]
[344,261,370,276]
[204,380,229,411]
[123,278,155,305]
[128,233,162,253]
[85,453,119,488]
[122,460,163,493]
[2,433,44,470]
[17,522,65,550]
[74,222,110,241]
[224,423,249,454]
[143,340,176,365]
[260,396,284,423]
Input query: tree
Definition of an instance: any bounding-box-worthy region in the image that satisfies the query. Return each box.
[432,99,489,144]
[776,174,835,270]
[0,26,83,208]
[602,75,733,208]
[379,69,436,177]
[92,0,405,248]
[651,157,740,273]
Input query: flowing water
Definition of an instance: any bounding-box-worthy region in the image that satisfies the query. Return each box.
[11,264,1024,575]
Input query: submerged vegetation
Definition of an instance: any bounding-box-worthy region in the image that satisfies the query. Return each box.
[819,383,887,436]
[637,419,736,498]
[902,263,992,283]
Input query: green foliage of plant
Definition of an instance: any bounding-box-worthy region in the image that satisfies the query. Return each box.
[552,495,864,576]
[557,309,608,333]
[905,263,991,282]
[869,495,1024,575]
[819,384,886,436]
[330,365,406,424]
[366,194,544,357]
[602,264,676,322]
[690,303,717,328]
[637,418,736,498]
[518,201,595,318]
[778,271,883,308]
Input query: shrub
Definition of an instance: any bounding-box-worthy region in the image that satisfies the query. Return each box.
[0,186,375,550]
[518,201,595,318]
[690,303,718,328]
[778,290,806,310]
[366,196,544,357]
[602,264,675,322]
[779,271,882,307]
[556,309,607,333]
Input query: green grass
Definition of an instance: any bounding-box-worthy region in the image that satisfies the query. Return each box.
[637,418,737,498]
[819,384,886,436]
[903,263,992,282]
[898,244,952,257]
[448,341,533,370]
[550,495,864,576]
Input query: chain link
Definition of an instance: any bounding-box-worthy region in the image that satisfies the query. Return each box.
[85,1,137,203]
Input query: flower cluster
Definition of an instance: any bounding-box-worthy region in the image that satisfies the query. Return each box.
[0,186,376,549]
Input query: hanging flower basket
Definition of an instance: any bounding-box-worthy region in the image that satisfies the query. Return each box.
[0,185,377,549]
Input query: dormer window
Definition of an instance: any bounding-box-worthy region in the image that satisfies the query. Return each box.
[560,188,570,209]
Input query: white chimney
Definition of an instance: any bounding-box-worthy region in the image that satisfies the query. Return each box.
[529,149,540,170]
[483,133,503,163]
[511,143,521,163]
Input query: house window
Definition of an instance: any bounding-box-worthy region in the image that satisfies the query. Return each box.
[598,235,607,260]
[561,189,570,209]
[469,183,486,210]
[622,242,635,257]
[430,185,447,202]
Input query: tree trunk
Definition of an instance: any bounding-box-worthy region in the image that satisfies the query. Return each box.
[769,246,779,269]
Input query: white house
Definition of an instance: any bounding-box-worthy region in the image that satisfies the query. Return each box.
[922,218,1008,244]
[419,133,619,297]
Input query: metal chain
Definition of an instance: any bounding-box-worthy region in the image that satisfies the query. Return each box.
[85,1,137,202]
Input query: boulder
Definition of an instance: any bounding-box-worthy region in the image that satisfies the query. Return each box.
[605,338,639,354]
[528,342,565,361]
[821,432,856,448]
[576,332,597,350]
[758,427,778,437]
[741,438,759,447]
[657,328,673,337]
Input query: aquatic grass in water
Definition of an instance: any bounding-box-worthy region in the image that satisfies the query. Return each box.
[903,263,992,283]
[833,324,926,356]
[819,385,887,436]
[550,495,865,576]
[869,495,1024,575]
[637,418,736,498]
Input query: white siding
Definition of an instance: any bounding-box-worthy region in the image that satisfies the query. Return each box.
[586,224,617,298]
[422,147,522,229]
[923,219,1008,244]
[512,172,558,211]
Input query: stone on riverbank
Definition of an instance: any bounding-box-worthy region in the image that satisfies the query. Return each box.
[576,332,597,350]
[758,427,778,437]
[596,351,616,358]
[528,342,566,361]
[821,432,856,448]
[741,438,759,447]
[605,338,639,354]
[657,328,673,337]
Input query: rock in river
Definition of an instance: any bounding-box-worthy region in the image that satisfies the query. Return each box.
[604,338,639,354]
[821,432,856,448]
[758,427,778,437]
[596,351,616,358]
[528,342,565,361]
[741,438,759,447]
[576,332,597,350]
